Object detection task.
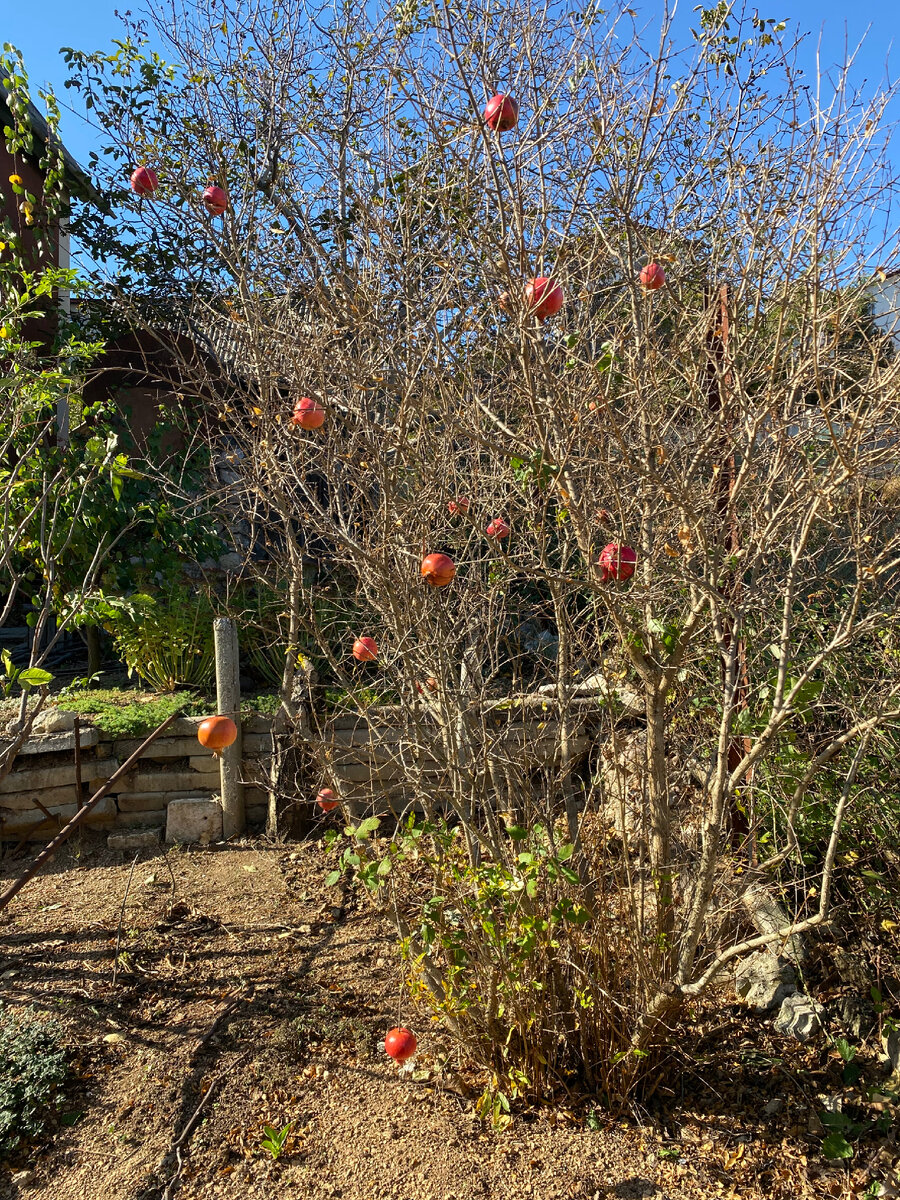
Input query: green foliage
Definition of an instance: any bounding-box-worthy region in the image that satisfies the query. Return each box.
[259,1122,292,1161]
[57,688,205,736]
[104,587,215,692]
[0,650,53,698]
[0,1007,68,1159]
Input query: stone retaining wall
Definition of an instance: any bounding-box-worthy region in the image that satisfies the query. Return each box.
[0,714,275,841]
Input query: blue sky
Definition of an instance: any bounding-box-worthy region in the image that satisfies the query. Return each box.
[4,0,900,175]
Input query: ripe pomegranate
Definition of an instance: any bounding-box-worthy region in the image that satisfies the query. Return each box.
[483,94,519,132]
[486,518,510,540]
[130,166,158,196]
[414,677,438,695]
[317,788,340,812]
[524,276,564,322]
[598,542,637,582]
[291,396,325,430]
[639,262,666,291]
[384,1027,418,1064]
[203,184,228,216]
[448,496,470,515]
[352,636,378,662]
[421,552,456,587]
[197,715,237,752]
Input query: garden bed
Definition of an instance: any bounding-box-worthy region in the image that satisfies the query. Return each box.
[0,835,894,1200]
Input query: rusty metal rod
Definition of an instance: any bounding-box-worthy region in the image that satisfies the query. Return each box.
[0,709,182,912]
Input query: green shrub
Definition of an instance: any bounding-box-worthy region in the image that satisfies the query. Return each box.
[105,586,215,692]
[0,1008,68,1159]
[60,689,207,737]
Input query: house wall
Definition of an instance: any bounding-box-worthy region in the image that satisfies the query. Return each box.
[868,277,900,350]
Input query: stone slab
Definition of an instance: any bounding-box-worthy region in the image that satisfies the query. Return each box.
[113,809,167,829]
[0,796,116,834]
[16,727,99,755]
[242,734,272,755]
[166,797,223,844]
[108,829,162,851]
[113,736,214,760]
[116,770,221,795]
[0,759,119,795]
[118,790,220,812]
[0,785,94,812]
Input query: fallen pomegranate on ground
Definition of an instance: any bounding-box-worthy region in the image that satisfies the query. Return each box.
[384,1027,418,1064]
[598,542,637,582]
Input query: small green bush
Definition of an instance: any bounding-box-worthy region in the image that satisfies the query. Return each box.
[0,1008,68,1158]
[105,586,215,692]
[60,690,207,737]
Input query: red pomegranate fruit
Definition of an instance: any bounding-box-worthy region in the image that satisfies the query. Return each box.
[291,396,325,430]
[486,518,510,540]
[524,276,564,322]
[639,262,666,291]
[484,94,519,132]
[598,542,637,582]
[352,636,378,662]
[421,553,456,587]
[317,788,340,812]
[384,1027,418,1064]
[448,496,470,515]
[130,166,159,196]
[203,184,228,216]
[197,715,237,752]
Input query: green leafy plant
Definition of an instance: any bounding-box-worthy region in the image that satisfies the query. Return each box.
[0,1007,68,1159]
[57,689,206,737]
[259,1122,292,1161]
[0,650,53,698]
[105,588,215,692]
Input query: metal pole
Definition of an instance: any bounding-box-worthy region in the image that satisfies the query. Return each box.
[214,617,245,838]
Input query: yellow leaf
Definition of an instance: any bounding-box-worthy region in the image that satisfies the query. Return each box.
[881,919,898,932]
[664,543,679,557]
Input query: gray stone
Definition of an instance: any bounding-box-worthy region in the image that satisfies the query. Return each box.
[108,829,162,851]
[735,951,797,1013]
[830,994,876,1041]
[763,1097,784,1116]
[0,795,116,835]
[113,735,214,759]
[16,727,99,755]
[166,797,223,844]
[116,770,221,795]
[774,992,824,1042]
[217,552,243,571]
[883,1027,900,1072]
[32,709,76,734]
[0,758,118,795]
[113,809,166,830]
[117,790,219,812]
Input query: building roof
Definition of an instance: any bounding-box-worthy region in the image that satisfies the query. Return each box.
[0,80,101,204]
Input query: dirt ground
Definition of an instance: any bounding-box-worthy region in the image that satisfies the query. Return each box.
[0,833,893,1200]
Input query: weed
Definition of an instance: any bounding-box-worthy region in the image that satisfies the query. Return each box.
[260,1122,292,1161]
[0,1008,68,1159]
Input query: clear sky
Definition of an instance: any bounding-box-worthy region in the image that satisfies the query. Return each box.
[4,0,900,175]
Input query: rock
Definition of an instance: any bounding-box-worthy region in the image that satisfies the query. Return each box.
[0,795,116,836]
[15,727,99,755]
[11,1169,35,1186]
[830,994,876,1041]
[166,797,223,845]
[735,951,797,1013]
[740,884,807,965]
[774,992,824,1041]
[763,1097,784,1116]
[32,709,76,734]
[0,759,119,796]
[217,552,243,571]
[107,829,162,851]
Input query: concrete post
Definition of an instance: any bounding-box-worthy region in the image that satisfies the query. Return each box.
[214,617,245,838]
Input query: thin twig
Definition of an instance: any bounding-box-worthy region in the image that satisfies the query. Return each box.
[112,852,141,986]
